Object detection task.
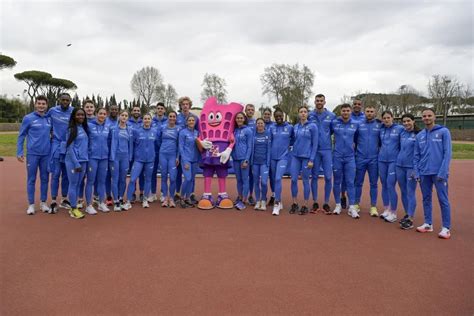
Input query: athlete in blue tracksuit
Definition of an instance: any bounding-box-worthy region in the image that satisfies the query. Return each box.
[232,113,253,210]
[109,111,133,211]
[178,116,200,207]
[290,106,318,215]
[104,105,119,204]
[378,111,404,222]
[251,118,271,210]
[245,104,257,206]
[330,105,359,217]
[396,114,419,229]
[354,106,381,216]
[269,109,294,215]
[125,114,158,209]
[309,94,336,213]
[158,112,181,207]
[47,93,74,211]
[151,104,168,201]
[127,108,144,201]
[85,108,111,213]
[64,108,89,219]
[17,96,52,214]
[413,109,452,239]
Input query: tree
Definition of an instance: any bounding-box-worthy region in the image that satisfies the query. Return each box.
[14,71,53,110]
[0,54,17,70]
[39,77,78,107]
[261,64,287,105]
[200,73,227,103]
[160,84,178,111]
[130,66,165,110]
[428,75,462,125]
[0,96,28,123]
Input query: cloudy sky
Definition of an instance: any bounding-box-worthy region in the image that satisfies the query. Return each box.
[1,0,473,110]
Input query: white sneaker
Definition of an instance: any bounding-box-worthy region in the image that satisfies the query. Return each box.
[142,200,149,208]
[260,200,267,210]
[147,196,155,203]
[85,205,97,215]
[122,201,132,210]
[380,209,390,219]
[333,204,342,215]
[416,223,433,233]
[40,202,51,213]
[272,203,280,216]
[159,195,165,203]
[113,202,121,212]
[77,200,84,209]
[98,203,110,213]
[354,204,360,213]
[254,201,262,210]
[384,212,397,223]
[26,204,35,215]
[93,196,99,206]
[150,194,158,202]
[438,227,451,239]
[348,205,360,219]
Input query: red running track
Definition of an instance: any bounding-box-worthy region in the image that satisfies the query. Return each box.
[1,158,473,315]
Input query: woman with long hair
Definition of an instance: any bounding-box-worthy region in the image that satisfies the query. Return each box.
[251,118,271,211]
[178,116,200,208]
[232,112,253,210]
[64,108,89,219]
[397,114,421,229]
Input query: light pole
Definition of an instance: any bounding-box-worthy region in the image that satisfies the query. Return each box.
[443,79,451,127]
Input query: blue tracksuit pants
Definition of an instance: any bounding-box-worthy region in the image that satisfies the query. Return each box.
[252,164,269,201]
[420,175,451,229]
[85,158,108,205]
[291,156,311,200]
[26,154,49,204]
[110,157,129,201]
[333,156,356,205]
[180,161,197,198]
[65,161,87,208]
[176,159,183,195]
[379,161,398,211]
[355,158,378,206]
[270,159,288,203]
[50,157,69,199]
[127,161,154,201]
[396,166,417,217]
[129,159,145,194]
[151,153,161,196]
[233,160,250,198]
[160,153,178,197]
[249,166,254,197]
[311,150,332,204]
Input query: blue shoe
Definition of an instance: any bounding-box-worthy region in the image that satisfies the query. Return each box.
[235,201,246,211]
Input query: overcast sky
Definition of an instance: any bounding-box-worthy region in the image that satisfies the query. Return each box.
[1,0,473,110]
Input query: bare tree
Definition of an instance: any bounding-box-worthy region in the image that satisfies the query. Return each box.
[130,66,164,110]
[200,73,227,103]
[160,84,178,111]
[428,75,462,125]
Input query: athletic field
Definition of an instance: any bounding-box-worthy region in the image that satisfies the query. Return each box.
[0,158,473,315]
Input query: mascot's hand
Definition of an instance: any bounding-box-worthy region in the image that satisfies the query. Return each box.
[201,139,213,150]
[219,147,232,164]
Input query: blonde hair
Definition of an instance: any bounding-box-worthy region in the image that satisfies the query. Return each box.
[178,96,193,108]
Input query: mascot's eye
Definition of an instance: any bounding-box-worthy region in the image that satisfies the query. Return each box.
[216,112,222,121]
[208,112,215,120]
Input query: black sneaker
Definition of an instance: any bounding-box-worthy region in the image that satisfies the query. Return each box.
[268,196,275,206]
[310,202,319,214]
[131,193,137,204]
[299,205,309,215]
[185,199,195,207]
[399,214,409,224]
[341,196,347,209]
[289,203,298,214]
[50,202,58,214]
[139,193,145,203]
[322,203,331,214]
[400,218,414,230]
[180,199,188,209]
[190,194,198,205]
[174,193,181,203]
[248,196,256,206]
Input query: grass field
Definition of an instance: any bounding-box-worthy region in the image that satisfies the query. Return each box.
[2,132,474,159]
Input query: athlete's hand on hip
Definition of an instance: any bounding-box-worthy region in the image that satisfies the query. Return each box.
[17,156,24,163]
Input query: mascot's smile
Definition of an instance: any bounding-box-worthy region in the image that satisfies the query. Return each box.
[207,112,222,127]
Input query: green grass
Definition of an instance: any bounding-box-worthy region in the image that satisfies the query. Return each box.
[1,132,473,159]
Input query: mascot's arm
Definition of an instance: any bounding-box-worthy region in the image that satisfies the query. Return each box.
[219,133,234,164]
[196,138,213,153]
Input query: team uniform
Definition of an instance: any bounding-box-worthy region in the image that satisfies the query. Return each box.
[17,111,52,214]
[309,109,336,211]
[127,117,144,201]
[109,124,133,211]
[158,125,181,205]
[178,127,200,206]
[251,128,271,210]
[269,122,294,215]
[378,123,404,222]
[331,118,359,217]
[290,121,318,215]
[151,115,168,201]
[414,125,452,238]
[246,117,256,205]
[354,118,381,216]
[232,125,253,210]
[104,116,118,204]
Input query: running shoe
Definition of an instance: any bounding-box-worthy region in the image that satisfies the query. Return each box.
[77,199,84,209]
[114,202,121,212]
[272,203,280,216]
[93,196,100,206]
[259,200,267,211]
[60,199,72,210]
[142,200,150,208]
[268,195,275,206]
[254,201,262,210]
[85,205,97,215]
[416,223,433,233]
[233,197,242,206]
[384,212,397,223]
[173,193,181,203]
[106,196,113,206]
[50,202,58,214]
[379,209,390,219]
[235,200,246,211]
[289,203,298,214]
[332,204,342,215]
[248,196,256,206]
[40,202,51,213]
[139,194,145,203]
[98,203,110,213]
[310,202,319,214]
[122,201,132,210]
[169,200,176,208]
[299,205,309,215]
[26,205,35,215]
[323,203,331,215]
[438,227,451,239]
[399,214,409,224]
[69,208,85,219]
[184,199,195,207]
[180,199,188,209]
[190,193,198,205]
[348,206,360,219]
[400,218,414,230]
[369,207,379,217]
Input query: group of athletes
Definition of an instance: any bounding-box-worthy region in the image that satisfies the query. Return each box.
[16,92,453,239]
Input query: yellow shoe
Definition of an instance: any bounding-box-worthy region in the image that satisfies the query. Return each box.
[369,207,379,217]
[69,208,85,219]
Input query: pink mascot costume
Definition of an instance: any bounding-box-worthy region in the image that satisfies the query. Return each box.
[197,97,243,209]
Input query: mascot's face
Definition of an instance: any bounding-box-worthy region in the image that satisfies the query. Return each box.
[200,97,243,142]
